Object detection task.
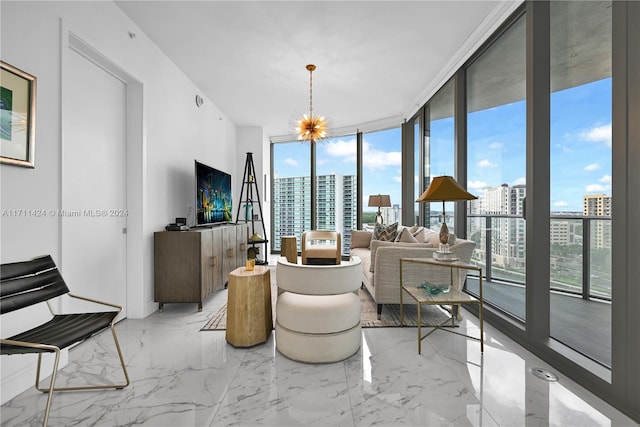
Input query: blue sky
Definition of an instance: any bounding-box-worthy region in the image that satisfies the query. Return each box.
[273,78,612,213]
[465,77,611,212]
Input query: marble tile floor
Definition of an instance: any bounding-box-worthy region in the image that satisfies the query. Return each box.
[1,286,637,426]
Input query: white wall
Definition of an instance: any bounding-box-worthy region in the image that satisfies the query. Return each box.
[0,0,262,404]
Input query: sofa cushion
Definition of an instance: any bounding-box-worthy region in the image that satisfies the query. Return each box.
[395,227,418,243]
[350,248,371,276]
[373,222,398,242]
[351,230,373,249]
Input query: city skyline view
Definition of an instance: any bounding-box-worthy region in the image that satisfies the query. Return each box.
[274,78,611,214]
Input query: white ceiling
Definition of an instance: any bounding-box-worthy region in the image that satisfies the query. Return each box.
[115,1,521,140]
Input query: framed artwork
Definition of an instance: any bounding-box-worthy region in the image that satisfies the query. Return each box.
[1,61,36,168]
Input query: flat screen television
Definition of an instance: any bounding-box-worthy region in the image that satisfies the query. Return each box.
[195,160,232,226]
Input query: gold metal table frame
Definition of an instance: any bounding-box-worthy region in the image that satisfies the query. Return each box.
[399,257,484,354]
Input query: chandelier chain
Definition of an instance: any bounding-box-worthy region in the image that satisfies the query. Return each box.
[309,67,313,116]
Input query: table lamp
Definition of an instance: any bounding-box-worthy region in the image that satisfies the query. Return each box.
[368,194,391,224]
[416,176,477,247]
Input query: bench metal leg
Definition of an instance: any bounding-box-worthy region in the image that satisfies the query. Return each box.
[35,348,60,427]
[35,324,130,393]
[34,324,130,425]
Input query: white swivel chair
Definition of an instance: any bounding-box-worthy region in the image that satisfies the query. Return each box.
[275,256,362,363]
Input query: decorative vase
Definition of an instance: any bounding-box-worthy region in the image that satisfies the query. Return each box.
[439,222,449,244]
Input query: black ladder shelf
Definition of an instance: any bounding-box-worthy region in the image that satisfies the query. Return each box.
[235,152,268,265]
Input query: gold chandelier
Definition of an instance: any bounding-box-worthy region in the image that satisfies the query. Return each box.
[295,64,328,143]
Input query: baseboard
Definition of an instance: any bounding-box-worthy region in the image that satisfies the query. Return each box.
[1,350,68,405]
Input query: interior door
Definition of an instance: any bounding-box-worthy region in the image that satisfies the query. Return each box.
[62,48,128,317]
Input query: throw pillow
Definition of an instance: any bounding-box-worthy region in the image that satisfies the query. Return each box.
[423,229,457,246]
[373,222,398,242]
[448,233,457,245]
[423,229,441,246]
[408,225,422,234]
[395,227,418,243]
[350,230,373,249]
[409,226,425,236]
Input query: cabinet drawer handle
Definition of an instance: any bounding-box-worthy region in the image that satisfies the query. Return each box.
[212,256,218,268]
[227,248,234,258]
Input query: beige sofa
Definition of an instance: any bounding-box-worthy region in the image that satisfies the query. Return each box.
[349,226,476,318]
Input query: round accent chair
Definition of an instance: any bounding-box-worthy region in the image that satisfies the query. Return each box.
[275,256,362,363]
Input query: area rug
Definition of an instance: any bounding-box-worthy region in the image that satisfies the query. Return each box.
[201,286,452,331]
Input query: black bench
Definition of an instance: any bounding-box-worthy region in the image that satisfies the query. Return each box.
[1,255,130,426]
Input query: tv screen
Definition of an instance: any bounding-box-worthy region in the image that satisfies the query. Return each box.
[195,160,232,226]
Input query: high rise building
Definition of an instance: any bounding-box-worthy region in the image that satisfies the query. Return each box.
[469,184,526,270]
[272,174,357,254]
[381,204,401,226]
[272,175,311,251]
[583,194,612,249]
[550,219,581,246]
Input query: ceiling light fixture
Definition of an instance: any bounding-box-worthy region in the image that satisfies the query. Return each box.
[295,64,328,143]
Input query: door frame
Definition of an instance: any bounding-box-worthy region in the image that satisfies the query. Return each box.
[61,28,144,318]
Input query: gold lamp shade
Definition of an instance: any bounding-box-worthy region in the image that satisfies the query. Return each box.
[416,176,476,244]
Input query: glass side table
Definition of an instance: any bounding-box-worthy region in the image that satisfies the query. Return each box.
[399,257,483,354]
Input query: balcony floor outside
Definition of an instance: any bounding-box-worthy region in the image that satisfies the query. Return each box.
[466,277,611,367]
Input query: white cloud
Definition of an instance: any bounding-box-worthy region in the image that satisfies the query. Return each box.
[362,141,401,170]
[284,157,298,167]
[478,159,497,168]
[554,201,568,207]
[556,144,573,153]
[393,175,402,183]
[512,177,526,186]
[584,163,600,172]
[586,184,607,192]
[468,180,488,191]
[580,123,612,147]
[586,175,612,193]
[489,142,503,150]
[324,138,356,159]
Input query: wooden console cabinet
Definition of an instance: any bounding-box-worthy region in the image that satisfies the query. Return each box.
[154,224,248,311]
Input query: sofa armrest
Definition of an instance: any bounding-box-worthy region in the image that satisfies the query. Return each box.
[370,239,434,272]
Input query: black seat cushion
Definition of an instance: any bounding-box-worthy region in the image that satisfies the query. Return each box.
[1,312,118,355]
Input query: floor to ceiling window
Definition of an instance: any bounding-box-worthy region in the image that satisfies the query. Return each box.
[466,14,527,320]
[425,79,455,232]
[271,134,359,255]
[414,115,422,227]
[315,134,358,253]
[271,142,311,253]
[361,127,402,229]
[400,0,637,417]
[549,0,612,367]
